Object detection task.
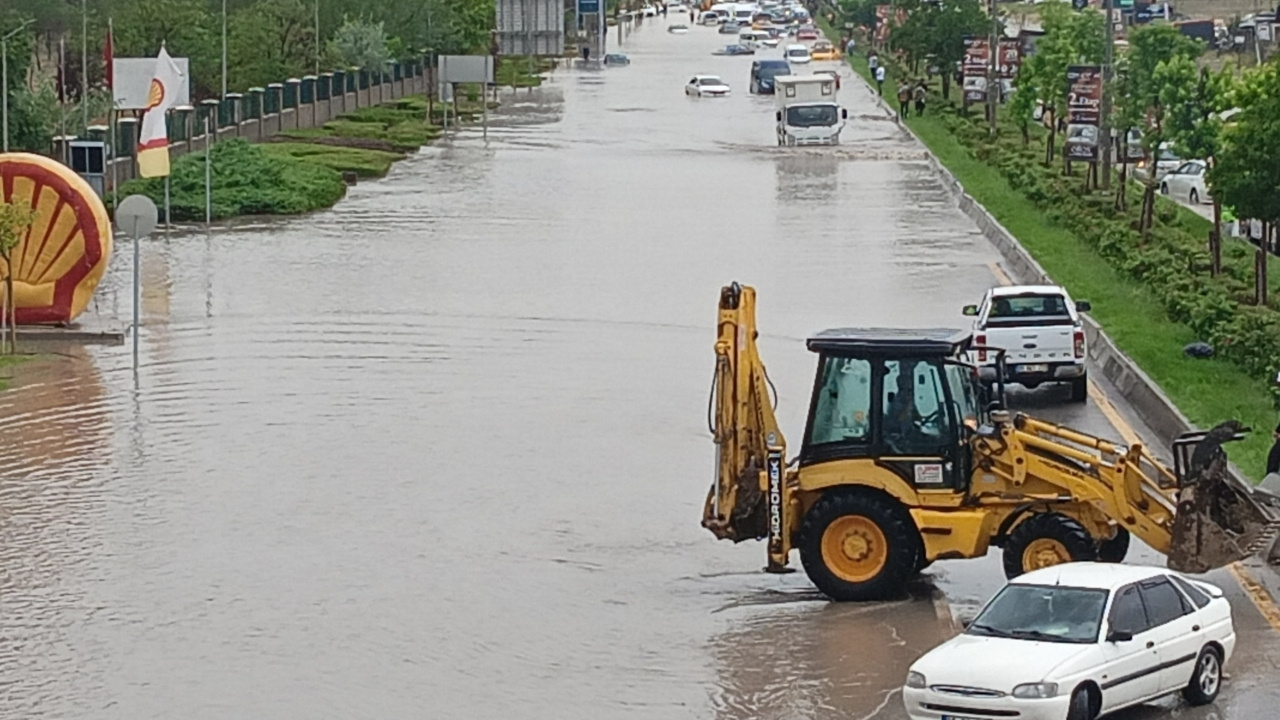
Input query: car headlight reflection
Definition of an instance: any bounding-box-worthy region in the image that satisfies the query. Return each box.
[1012,682,1058,699]
[906,671,927,689]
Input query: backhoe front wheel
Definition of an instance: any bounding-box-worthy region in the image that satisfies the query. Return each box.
[799,491,919,601]
[1003,512,1097,579]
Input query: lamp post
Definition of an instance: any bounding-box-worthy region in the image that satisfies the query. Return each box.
[82,0,88,133]
[2,20,35,153]
[222,0,228,98]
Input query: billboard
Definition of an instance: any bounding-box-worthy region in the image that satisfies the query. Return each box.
[962,37,989,104]
[996,38,1022,101]
[578,0,600,12]
[1064,65,1103,161]
[495,0,565,56]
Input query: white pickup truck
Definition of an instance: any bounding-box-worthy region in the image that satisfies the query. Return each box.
[963,285,1092,403]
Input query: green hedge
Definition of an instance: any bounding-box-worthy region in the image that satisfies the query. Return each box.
[118,138,345,221]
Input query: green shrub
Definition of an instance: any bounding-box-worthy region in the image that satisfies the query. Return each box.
[117,138,345,221]
[261,142,404,178]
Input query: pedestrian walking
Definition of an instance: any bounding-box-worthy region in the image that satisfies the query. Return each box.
[868,52,879,72]
[846,37,857,55]
[874,65,886,95]
[914,80,927,116]
[896,80,911,118]
[690,9,695,22]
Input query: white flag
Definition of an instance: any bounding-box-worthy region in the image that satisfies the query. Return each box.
[137,45,186,178]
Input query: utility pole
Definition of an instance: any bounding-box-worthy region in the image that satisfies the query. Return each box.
[81,0,88,134]
[1100,0,1115,191]
[2,20,35,152]
[315,0,321,75]
[987,0,999,134]
[221,0,228,98]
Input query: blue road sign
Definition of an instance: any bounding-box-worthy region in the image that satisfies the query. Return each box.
[578,0,600,13]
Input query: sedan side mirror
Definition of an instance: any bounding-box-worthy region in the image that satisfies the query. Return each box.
[1106,630,1133,643]
[962,304,978,316]
[841,107,848,119]
[776,110,782,121]
[1075,300,1092,312]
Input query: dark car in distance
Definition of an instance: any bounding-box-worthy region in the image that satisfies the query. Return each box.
[750,59,790,94]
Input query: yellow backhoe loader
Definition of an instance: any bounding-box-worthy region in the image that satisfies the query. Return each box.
[703,282,1280,601]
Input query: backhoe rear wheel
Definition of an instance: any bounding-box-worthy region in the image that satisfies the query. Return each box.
[1003,512,1097,580]
[1097,527,1131,563]
[799,490,918,601]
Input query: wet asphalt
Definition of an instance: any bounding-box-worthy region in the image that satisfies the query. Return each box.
[1,14,1278,720]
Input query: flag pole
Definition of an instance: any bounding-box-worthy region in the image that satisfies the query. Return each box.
[164,176,171,234]
[205,115,212,227]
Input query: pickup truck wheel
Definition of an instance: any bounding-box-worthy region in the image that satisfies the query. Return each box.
[1069,375,1088,403]
[799,490,918,601]
[1097,527,1130,562]
[1002,512,1097,579]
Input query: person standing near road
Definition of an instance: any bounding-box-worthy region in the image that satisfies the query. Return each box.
[846,36,857,56]
[868,51,879,72]
[895,80,911,118]
[690,8,695,22]
[875,65,887,95]
[914,80,927,116]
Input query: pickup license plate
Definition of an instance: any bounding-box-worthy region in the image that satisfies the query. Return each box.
[1016,364,1049,373]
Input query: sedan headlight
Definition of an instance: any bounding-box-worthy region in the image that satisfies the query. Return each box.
[906,671,927,689]
[1012,682,1058,699]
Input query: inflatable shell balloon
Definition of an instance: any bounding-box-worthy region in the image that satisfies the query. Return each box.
[0,152,113,324]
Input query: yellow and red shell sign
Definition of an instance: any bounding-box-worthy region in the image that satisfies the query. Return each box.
[0,152,113,324]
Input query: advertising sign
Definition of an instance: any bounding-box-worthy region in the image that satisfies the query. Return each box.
[962,37,990,104]
[578,0,600,13]
[1064,65,1103,162]
[996,37,1022,101]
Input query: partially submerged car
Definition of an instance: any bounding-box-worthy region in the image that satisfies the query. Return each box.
[685,74,731,96]
[667,23,690,33]
[904,563,1234,720]
[712,44,755,55]
[809,40,841,61]
[603,53,630,66]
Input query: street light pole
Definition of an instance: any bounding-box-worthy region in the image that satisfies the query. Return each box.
[314,0,321,75]
[81,0,88,133]
[2,20,35,153]
[221,0,228,98]
[1100,0,1115,191]
[987,0,999,135]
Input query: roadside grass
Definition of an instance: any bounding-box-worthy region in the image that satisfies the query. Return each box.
[260,143,405,178]
[832,26,1275,474]
[0,354,32,392]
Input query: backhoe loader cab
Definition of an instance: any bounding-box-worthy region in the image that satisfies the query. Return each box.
[704,282,1280,603]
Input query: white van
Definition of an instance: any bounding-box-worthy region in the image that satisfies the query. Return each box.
[784,43,811,64]
[732,4,758,24]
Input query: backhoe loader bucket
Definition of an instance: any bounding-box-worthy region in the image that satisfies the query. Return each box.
[1168,422,1280,574]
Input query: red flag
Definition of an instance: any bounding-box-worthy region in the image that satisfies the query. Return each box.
[104,19,114,89]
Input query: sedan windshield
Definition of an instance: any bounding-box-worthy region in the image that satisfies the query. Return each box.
[786,105,838,127]
[968,584,1107,644]
[700,78,723,85]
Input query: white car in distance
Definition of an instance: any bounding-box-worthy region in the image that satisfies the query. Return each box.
[903,563,1235,720]
[1161,159,1213,205]
[685,75,731,97]
[784,43,811,64]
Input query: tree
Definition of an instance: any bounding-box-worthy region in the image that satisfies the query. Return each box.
[1112,24,1202,239]
[1011,5,1104,165]
[1210,62,1280,302]
[329,17,390,71]
[227,0,315,90]
[108,0,220,97]
[892,0,988,100]
[1162,59,1234,273]
[0,201,38,354]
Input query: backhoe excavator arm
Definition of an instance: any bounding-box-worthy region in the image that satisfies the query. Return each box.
[703,283,793,571]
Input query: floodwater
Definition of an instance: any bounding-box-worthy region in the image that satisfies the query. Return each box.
[2,17,1278,720]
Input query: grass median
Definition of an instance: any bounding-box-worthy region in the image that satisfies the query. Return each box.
[835,34,1275,475]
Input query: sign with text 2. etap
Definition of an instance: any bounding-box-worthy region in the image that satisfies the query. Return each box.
[578,0,600,13]
[962,37,990,104]
[1064,65,1103,162]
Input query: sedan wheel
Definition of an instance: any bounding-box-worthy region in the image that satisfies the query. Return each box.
[1183,646,1223,706]
[1065,687,1096,720]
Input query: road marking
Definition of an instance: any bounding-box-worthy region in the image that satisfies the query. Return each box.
[983,261,1280,632]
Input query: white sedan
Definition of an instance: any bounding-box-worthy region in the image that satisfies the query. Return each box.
[1161,159,1213,205]
[903,563,1234,720]
[685,75,731,97]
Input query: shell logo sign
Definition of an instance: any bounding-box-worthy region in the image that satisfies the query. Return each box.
[0,152,114,325]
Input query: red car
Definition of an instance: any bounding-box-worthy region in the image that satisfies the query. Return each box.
[796,25,819,40]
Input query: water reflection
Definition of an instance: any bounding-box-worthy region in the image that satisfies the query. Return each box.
[708,588,950,720]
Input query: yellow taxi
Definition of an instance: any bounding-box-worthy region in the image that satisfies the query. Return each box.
[809,40,842,61]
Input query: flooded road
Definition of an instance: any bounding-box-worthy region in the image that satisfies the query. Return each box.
[2,17,1279,720]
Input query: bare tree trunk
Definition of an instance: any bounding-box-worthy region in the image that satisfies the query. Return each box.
[3,270,12,355]
[1116,162,1128,212]
[941,73,950,100]
[1045,110,1056,166]
[1140,182,1156,245]
[1211,199,1223,276]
